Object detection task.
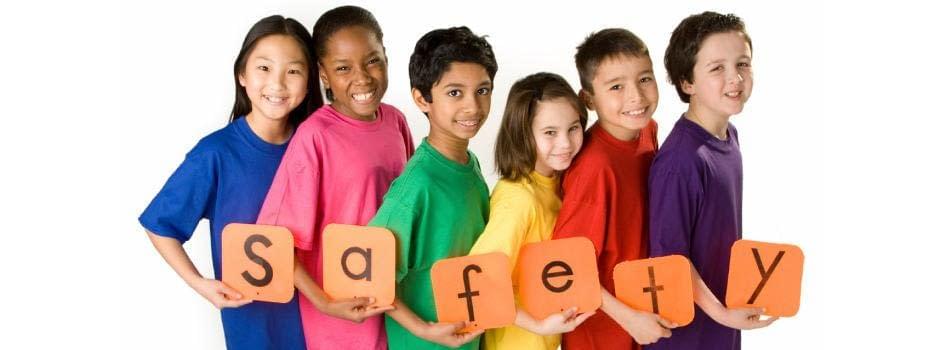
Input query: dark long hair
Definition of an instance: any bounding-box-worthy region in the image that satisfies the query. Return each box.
[230,15,322,127]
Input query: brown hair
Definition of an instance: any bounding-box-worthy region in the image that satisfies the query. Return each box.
[495,72,587,182]
[575,28,649,93]
[664,11,752,103]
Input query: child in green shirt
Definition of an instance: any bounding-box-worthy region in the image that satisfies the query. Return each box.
[368,26,498,350]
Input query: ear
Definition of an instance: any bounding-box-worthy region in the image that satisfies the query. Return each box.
[681,79,695,97]
[238,72,247,88]
[579,89,595,111]
[412,88,431,113]
[318,62,329,90]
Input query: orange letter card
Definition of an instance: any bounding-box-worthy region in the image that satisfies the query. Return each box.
[221,223,295,303]
[431,252,516,332]
[322,224,396,307]
[517,237,602,320]
[613,255,695,326]
[725,240,804,317]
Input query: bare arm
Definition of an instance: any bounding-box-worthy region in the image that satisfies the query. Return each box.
[599,288,676,345]
[386,298,482,347]
[292,252,393,323]
[690,268,778,330]
[147,230,251,309]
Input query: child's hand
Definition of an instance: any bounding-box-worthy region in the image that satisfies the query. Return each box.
[189,278,252,309]
[320,297,395,323]
[716,307,779,330]
[417,321,483,348]
[529,307,595,335]
[604,297,676,345]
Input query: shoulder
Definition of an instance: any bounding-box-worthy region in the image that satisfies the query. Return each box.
[491,179,536,207]
[187,123,238,161]
[378,103,407,122]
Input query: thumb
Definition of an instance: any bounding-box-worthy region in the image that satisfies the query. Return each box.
[217,282,243,300]
[656,314,678,329]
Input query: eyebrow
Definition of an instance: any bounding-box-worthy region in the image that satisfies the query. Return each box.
[326,51,382,63]
[442,79,492,89]
[254,56,306,65]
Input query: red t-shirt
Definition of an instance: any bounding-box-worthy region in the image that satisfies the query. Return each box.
[553,121,658,350]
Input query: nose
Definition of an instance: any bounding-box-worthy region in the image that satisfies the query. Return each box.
[352,65,373,85]
[463,94,482,117]
[557,131,572,151]
[728,68,744,85]
[269,70,287,90]
[624,81,644,104]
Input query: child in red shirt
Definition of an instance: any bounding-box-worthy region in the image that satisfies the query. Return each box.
[552,28,676,349]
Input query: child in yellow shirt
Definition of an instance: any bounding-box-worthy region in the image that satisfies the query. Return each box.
[469,72,594,349]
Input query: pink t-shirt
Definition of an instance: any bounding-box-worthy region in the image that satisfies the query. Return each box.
[257,103,414,350]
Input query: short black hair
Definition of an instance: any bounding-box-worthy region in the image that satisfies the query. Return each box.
[409,26,497,103]
[312,5,384,101]
[664,11,752,103]
[575,28,649,93]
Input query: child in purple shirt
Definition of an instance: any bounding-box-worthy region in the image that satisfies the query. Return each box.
[648,11,777,350]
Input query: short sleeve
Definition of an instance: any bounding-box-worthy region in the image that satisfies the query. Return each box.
[552,169,610,259]
[648,168,702,258]
[468,186,533,272]
[139,150,217,243]
[256,129,322,250]
[368,199,419,283]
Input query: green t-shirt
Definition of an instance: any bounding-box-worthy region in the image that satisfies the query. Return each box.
[369,138,490,350]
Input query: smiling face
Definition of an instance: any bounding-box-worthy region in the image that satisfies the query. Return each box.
[238,34,309,123]
[583,54,658,141]
[318,25,388,120]
[682,31,753,120]
[531,99,584,177]
[413,62,493,143]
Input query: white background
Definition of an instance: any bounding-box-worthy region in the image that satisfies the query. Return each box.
[1,0,937,348]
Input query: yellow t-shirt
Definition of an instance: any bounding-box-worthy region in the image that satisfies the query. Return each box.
[469,171,561,350]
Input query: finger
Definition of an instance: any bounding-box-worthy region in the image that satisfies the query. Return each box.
[661,327,672,338]
[572,311,595,325]
[361,306,395,318]
[219,297,253,308]
[457,329,484,344]
[755,316,779,328]
[216,282,244,300]
[560,307,578,320]
[656,315,679,329]
[336,296,372,308]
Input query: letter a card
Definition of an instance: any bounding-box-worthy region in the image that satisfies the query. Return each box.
[322,224,395,306]
[613,255,694,326]
[517,237,601,319]
[726,240,804,317]
[221,223,294,303]
[430,252,515,332]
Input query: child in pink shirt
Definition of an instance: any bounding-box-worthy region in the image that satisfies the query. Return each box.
[256,6,414,350]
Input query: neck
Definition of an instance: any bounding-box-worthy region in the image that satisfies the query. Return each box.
[686,103,730,141]
[427,131,469,164]
[533,162,556,179]
[598,120,640,141]
[245,112,292,145]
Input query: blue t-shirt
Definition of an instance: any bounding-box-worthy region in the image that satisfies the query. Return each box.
[139,117,305,350]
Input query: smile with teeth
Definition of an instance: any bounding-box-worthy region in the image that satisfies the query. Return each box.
[352,91,374,102]
[623,107,647,117]
[264,95,287,104]
[456,119,480,127]
[725,91,742,98]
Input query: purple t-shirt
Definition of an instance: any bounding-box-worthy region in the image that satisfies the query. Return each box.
[647,115,743,350]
